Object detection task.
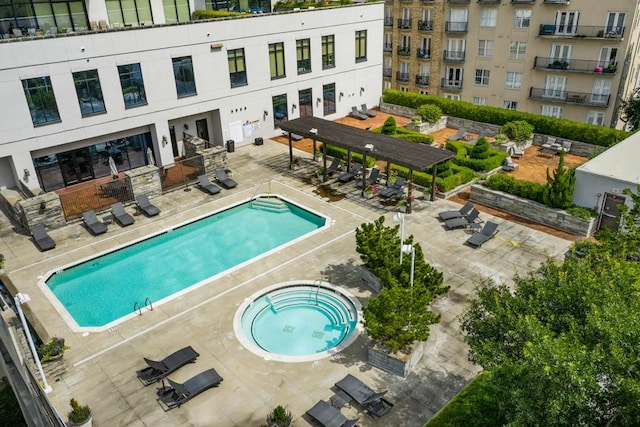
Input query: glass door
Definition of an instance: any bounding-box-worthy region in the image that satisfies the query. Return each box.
[298,88,313,117]
[555,11,579,35]
[58,148,94,186]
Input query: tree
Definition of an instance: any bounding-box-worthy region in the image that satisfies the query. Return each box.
[469,137,490,159]
[500,120,534,143]
[620,88,640,131]
[543,150,576,209]
[415,104,442,124]
[381,116,397,135]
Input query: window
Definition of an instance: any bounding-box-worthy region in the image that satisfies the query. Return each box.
[606,12,625,35]
[0,0,89,34]
[296,39,311,74]
[73,70,106,116]
[503,100,518,110]
[550,44,572,61]
[272,94,287,127]
[555,11,579,35]
[355,30,367,62]
[322,35,335,69]
[505,72,522,89]
[473,97,487,106]
[299,88,313,117]
[323,83,336,116]
[118,64,147,108]
[106,0,153,27]
[544,75,566,98]
[598,47,618,68]
[269,43,286,80]
[477,40,493,57]
[586,111,605,126]
[480,9,497,28]
[172,56,196,96]
[509,41,527,60]
[444,94,461,101]
[162,0,189,24]
[22,76,60,125]
[591,79,611,104]
[227,49,247,88]
[475,69,490,86]
[513,10,531,28]
[541,105,562,118]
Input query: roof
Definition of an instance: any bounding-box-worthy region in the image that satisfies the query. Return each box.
[279,117,454,171]
[576,130,640,184]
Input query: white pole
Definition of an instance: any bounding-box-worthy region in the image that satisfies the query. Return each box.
[394,212,405,264]
[409,247,415,289]
[14,294,52,394]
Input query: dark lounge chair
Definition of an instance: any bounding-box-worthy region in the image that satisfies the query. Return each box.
[306,400,360,427]
[197,174,221,195]
[349,106,368,120]
[82,210,108,235]
[31,224,56,251]
[438,202,474,221]
[444,208,480,230]
[136,346,200,386]
[335,374,394,417]
[157,368,223,411]
[326,157,342,176]
[111,202,134,226]
[378,177,406,200]
[214,168,237,189]
[338,163,362,183]
[135,195,160,217]
[449,128,467,141]
[466,221,499,248]
[360,104,377,118]
[356,168,380,189]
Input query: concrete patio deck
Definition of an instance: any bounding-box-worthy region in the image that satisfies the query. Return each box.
[0,138,573,426]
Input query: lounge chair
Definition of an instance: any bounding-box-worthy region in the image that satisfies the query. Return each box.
[467,129,489,146]
[326,157,342,176]
[466,221,499,248]
[502,156,519,172]
[360,104,377,117]
[438,202,474,221]
[349,106,368,120]
[335,374,394,417]
[135,195,160,217]
[136,346,199,386]
[31,224,56,251]
[444,208,480,230]
[214,168,237,189]
[111,202,135,226]
[338,163,362,183]
[82,210,108,235]
[356,167,380,189]
[306,400,360,427]
[197,174,221,195]
[378,177,406,200]
[157,368,223,411]
[449,128,467,141]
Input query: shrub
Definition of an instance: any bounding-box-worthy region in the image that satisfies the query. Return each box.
[322,144,375,167]
[469,137,490,160]
[543,151,576,209]
[485,174,547,204]
[68,398,91,424]
[38,337,68,362]
[500,121,534,142]
[381,116,397,135]
[415,104,442,124]
[266,405,292,427]
[393,164,476,192]
[447,141,508,172]
[192,9,245,19]
[566,206,598,219]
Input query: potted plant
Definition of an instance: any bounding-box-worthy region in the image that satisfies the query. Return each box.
[265,405,292,427]
[605,63,617,73]
[68,398,91,427]
[363,183,377,199]
[290,157,301,170]
[38,337,69,363]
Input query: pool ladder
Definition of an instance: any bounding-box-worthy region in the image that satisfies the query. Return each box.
[134,297,154,316]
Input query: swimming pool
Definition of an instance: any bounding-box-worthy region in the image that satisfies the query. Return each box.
[234,281,362,363]
[44,196,328,331]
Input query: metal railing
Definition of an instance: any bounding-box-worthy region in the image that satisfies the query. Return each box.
[160,155,205,193]
[443,50,465,62]
[441,78,463,90]
[447,0,470,3]
[512,0,535,3]
[529,87,611,106]
[479,0,501,3]
[58,177,134,221]
[384,17,393,27]
[383,43,393,52]
[397,47,411,57]
[397,18,411,30]
[533,56,617,74]
[417,48,431,59]
[538,24,625,39]
[543,0,569,3]
[383,67,392,78]
[415,75,430,86]
[418,20,433,31]
[445,21,468,32]
[396,72,410,83]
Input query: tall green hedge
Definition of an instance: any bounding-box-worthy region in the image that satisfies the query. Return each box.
[322,144,376,167]
[446,141,508,172]
[383,89,630,147]
[485,174,547,204]
[391,164,476,193]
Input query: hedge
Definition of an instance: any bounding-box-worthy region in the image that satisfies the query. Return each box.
[446,141,508,172]
[383,89,630,147]
[485,174,547,204]
[322,144,376,167]
[392,164,476,193]
[192,10,245,19]
[370,126,434,144]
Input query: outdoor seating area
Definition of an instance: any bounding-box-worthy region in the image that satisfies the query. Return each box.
[378,177,406,201]
[82,210,108,235]
[136,346,200,386]
[214,168,237,189]
[156,368,223,411]
[466,221,500,248]
[197,174,221,195]
[334,374,395,417]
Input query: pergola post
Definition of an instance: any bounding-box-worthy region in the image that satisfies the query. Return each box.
[407,169,414,214]
[361,153,367,196]
[385,163,391,187]
[288,133,293,169]
[312,138,317,162]
[322,141,328,183]
[430,163,439,202]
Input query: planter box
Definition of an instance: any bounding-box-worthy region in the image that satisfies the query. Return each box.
[367,341,425,377]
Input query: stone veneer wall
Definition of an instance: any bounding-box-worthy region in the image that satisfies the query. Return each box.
[532,134,604,158]
[14,192,65,231]
[367,341,425,377]
[470,184,596,237]
[126,165,162,200]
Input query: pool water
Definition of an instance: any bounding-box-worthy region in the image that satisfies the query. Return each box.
[46,198,326,328]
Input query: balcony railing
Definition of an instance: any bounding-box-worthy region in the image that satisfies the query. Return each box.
[533,57,618,74]
[397,19,412,30]
[421,0,435,3]
[447,0,470,3]
[383,68,392,78]
[539,24,625,39]
[445,21,468,33]
[396,72,410,83]
[416,75,430,86]
[441,78,463,90]
[512,0,535,3]
[384,17,393,27]
[543,0,569,3]
[417,48,431,59]
[443,50,465,62]
[479,0,501,3]
[529,87,611,106]
[418,20,433,31]
[397,47,411,57]
[383,43,393,53]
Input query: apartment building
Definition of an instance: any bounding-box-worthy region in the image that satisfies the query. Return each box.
[383,0,640,127]
[0,2,383,194]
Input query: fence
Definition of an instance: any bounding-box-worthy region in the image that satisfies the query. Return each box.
[58,177,133,221]
[160,155,205,192]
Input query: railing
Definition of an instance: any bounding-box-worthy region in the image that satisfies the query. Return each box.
[421,0,435,2]
[384,17,393,27]
[418,20,433,31]
[441,78,463,91]
[57,177,134,221]
[383,67,392,78]
[479,0,501,3]
[397,47,411,57]
[383,43,393,52]
[445,21,468,32]
[538,24,625,39]
[397,18,411,30]
[160,155,205,193]
[529,87,611,106]
[512,0,535,3]
[417,48,431,59]
[543,0,569,3]
[447,0,470,3]
[415,75,430,86]
[443,50,465,62]
[396,72,410,83]
[534,56,618,74]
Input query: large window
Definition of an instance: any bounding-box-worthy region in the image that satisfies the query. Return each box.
[505,72,522,89]
[173,56,196,96]
[473,97,487,106]
[269,43,286,80]
[541,105,562,118]
[355,30,367,62]
[480,9,497,28]
[503,100,518,110]
[118,64,147,107]
[586,111,605,126]
[513,10,531,28]
[73,70,106,116]
[475,69,490,86]
[296,39,311,74]
[509,41,527,60]
[205,0,271,13]
[477,40,493,57]
[163,0,189,24]
[322,35,335,69]
[0,0,88,34]
[106,0,153,27]
[323,83,336,116]
[228,48,247,87]
[272,94,288,128]
[299,88,313,117]
[22,76,60,126]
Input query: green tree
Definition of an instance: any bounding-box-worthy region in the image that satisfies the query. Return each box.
[381,116,397,135]
[500,120,534,142]
[620,88,640,131]
[469,137,490,159]
[415,104,442,124]
[543,150,576,209]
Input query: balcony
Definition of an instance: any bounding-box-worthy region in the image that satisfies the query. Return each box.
[397,47,411,57]
[533,57,618,74]
[441,78,463,91]
[396,72,410,83]
[539,24,625,40]
[443,50,465,62]
[416,75,430,87]
[529,87,611,107]
[445,21,468,33]
[447,0,470,3]
[479,0,501,3]
[417,48,431,59]
[397,19,412,30]
[383,43,393,53]
[418,20,433,32]
[384,17,393,27]
[512,0,535,3]
[383,68,392,78]
[543,0,569,3]
[421,0,435,3]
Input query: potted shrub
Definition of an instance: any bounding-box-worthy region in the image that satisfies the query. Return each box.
[500,120,534,144]
[363,183,377,199]
[415,104,443,125]
[265,405,292,427]
[290,157,301,170]
[38,337,69,363]
[68,398,91,427]
[604,63,617,73]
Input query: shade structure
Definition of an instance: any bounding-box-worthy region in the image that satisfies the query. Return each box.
[147,147,155,166]
[109,156,119,178]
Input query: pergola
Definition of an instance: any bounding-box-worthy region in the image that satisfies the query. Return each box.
[279,116,455,212]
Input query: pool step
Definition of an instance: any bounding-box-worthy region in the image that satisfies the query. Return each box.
[250,197,290,213]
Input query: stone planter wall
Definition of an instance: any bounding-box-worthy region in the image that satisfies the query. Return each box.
[470,184,596,237]
[532,134,603,158]
[14,191,65,231]
[126,166,162,200]
[445,117,501,136]
[368,341,425,377]
[405,116,448,134]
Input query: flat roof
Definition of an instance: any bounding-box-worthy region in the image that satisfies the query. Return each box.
[279,116,454,171]
[577,130,640,184]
